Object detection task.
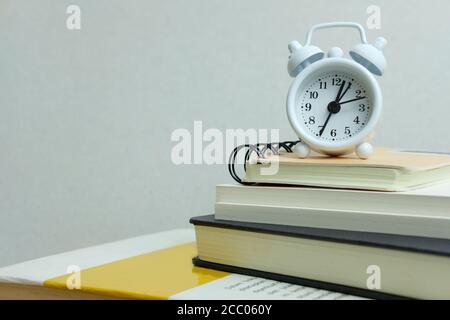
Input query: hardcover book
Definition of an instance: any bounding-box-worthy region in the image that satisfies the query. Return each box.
[214,182,450,239]
[191,215,450,299]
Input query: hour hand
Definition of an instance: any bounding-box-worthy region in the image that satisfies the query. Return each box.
[338,82,352,102]
[335,81,346,102]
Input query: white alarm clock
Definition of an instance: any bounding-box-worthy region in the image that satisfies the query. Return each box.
[286,22,387,159]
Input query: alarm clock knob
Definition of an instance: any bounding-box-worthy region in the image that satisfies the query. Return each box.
[288,40,302,53]
[373,37,387,50]
[327,47,344,58]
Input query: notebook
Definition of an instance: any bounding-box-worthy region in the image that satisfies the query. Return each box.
[243,148,450,191]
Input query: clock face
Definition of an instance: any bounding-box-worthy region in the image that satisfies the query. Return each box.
[297,72,372,142]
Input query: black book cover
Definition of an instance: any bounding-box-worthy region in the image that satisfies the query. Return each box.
[190,214,450,300]
[190,214,450,256]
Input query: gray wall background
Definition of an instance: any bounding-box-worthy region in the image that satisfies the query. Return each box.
[0,0,449,266]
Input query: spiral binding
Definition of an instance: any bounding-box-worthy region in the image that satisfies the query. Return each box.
[228,140,301,185]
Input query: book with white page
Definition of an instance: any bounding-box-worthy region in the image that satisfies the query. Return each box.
[215,182,450,239]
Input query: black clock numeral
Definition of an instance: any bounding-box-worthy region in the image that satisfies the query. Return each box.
[345,126,351,135]
[319,81,327,89]
[309,116,316,124]
[353,116,360,124]
[332,78,342,86]
[355,90,363,98]
[309,91,318,99]
[359,104,366,112]
[330,129,337,137]
[305,103,312,111]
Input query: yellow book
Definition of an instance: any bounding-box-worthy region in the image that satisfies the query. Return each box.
[0,229,360,300]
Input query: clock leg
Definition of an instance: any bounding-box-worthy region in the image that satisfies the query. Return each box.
[356,142,373,159]
[292,142,310,158]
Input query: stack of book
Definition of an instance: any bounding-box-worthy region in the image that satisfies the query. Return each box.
[190,148,450,299]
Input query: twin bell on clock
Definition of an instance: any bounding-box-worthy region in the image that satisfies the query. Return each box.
[286,22,387,159]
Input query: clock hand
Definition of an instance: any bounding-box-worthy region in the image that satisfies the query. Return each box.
[335,81,346,102]
[338,82,352,102]
[319,112,332,136]
[339,96,366,105]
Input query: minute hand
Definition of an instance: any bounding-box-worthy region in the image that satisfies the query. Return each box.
[339,96,366,105]
[334,81,346,102]
[337,82,352,102]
